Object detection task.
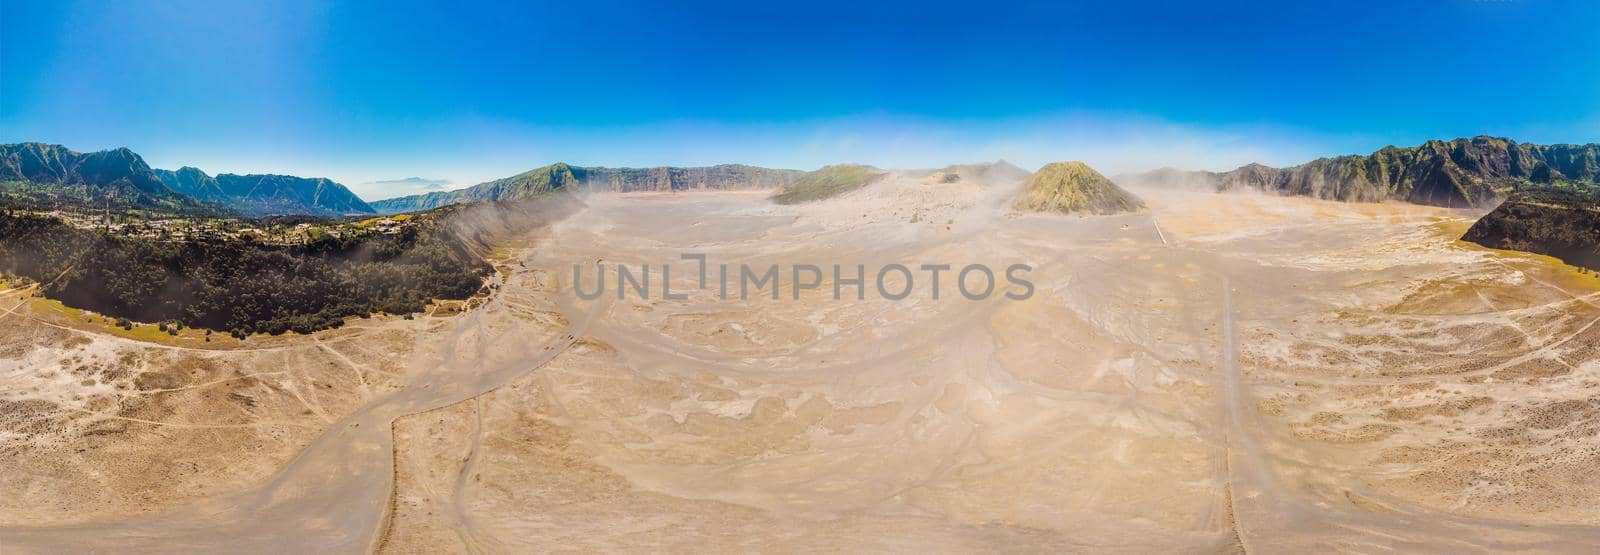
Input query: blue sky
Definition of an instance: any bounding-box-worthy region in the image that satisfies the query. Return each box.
[4,0,1598,199]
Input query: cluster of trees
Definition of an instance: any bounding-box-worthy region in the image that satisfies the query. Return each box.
[0,211,491,336]
[0,179,230,217]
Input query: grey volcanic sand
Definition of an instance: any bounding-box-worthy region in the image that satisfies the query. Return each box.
[2,170,1598,552]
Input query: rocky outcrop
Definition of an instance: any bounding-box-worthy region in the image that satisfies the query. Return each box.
[371,163,803,213]
[1462,187,1600,271]
[1015,161,1144,215]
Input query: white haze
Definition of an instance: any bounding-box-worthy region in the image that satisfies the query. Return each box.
[436,112,1337,181]
[130,112,1377,200]
[350,177,456,200]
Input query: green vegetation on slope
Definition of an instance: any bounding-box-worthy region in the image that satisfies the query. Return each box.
[1,142,375,217]
[152,166,230,203]
[210,173,375,216]
[1014,162,1145,215]
[1461,187,1600,271]
[770,164,885,204]
[0,143,205,213]
[154,167,376,216]
[369,163,585,213]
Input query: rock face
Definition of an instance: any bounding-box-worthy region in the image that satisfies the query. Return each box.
[1462,187,1600,271]
[371,163,803,213]
[0,143,200,211]
[1119,136,1600,208]
[1015,161,1144,215]
[770,164,886,204]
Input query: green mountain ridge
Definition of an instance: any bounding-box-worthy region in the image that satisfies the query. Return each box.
[221,173,374,216]
[1119,136,1600,208]
[371,163,804,213]
[0,143,373,216]
[152,166,230,203]
[153,167,374,216]
[0,142,202,211]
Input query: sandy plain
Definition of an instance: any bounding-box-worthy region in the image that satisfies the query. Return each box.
[2,166,1598,552]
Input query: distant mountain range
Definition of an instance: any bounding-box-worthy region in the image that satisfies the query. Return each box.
[0,143,373,217]
[370,163,803,213]
[154,167,373,216]
[8,137,1598,219]
[0,143,204,212]
[1118,136,1600,208]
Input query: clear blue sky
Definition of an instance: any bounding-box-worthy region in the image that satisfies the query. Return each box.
[4,0,1598,199]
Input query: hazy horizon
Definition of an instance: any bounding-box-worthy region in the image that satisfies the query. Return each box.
[5,3,1600,550]
[4,1,1598,199]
